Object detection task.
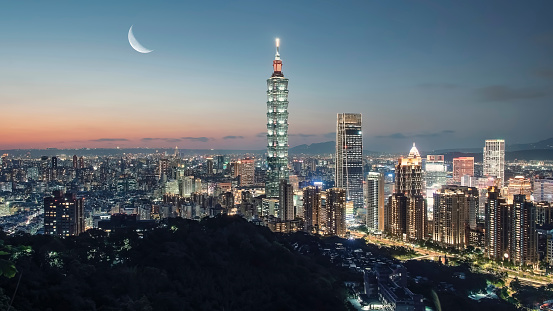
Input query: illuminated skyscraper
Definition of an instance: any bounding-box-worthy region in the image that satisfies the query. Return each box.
[303,186,322,234]
[534,178,553,203]
[385,144,426,241]
[365,172,384,231]
[424,155,446,189]
[206,158,214,176]
[453,157,474,183]
[483,139,505,187]
[266,38,289,198]
[336,113,363,209]
[505,176,532,204]
[485,187,510,261]
[325,188,347,237]
[511,194,537,266]
[239,157,255,187]
[279,180,294,220]
[433,186,479,249]
[44,190,84,237]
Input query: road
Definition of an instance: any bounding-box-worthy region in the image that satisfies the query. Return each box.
[357,230,553,288]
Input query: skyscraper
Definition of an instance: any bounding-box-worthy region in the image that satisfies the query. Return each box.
[279,180,294,220]
[483,139,505,187]
[336,113,363,209]
[325,188,347,237]
[44,190,85,237]
[266,38,289,198]
[385,144,426,241]
[424,155,446,189]
[206,157,214,176]
[239,157,255,187]
[433,186,479,249]
[505,176,532,204]
[534,177,553,203]
[486,187,510,261]
[511,194,537,266]
[303,186,322,234]
[453,157,474,183]
[365,172,384,231]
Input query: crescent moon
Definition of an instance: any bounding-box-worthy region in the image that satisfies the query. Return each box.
[128,25,153,54]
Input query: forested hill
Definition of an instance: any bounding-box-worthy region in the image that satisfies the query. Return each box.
[0,217,351,311]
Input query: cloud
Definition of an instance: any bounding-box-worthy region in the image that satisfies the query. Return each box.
[376,131,454,139]
[476,85,547,102]
[536,69,553,80]
[222,135,244,140]
[141,138,181,143]
[417,83,459,89]
[256,132,266,138]
[89,138,129,142]
[290,133,317,138]
[181,137,209,142]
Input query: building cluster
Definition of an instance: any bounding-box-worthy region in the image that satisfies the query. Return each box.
[1,41,553,273]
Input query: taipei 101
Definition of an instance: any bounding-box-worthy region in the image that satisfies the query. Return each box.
[1,1,553,310]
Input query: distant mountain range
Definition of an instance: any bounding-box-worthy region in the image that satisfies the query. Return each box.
[289,141,335,155]
[2,137,553,160]
[433,137,553,162]
[508,137,553,151]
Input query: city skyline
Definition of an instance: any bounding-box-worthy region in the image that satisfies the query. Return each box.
[2,1,553,152]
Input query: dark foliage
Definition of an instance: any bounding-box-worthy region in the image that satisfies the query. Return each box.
[0,216,349,311]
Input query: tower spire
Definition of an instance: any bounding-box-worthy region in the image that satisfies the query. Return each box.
[275,38,280,60]
[272,38,283,77]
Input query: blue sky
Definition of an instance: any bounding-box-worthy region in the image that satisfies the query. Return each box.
[1,0,552,152]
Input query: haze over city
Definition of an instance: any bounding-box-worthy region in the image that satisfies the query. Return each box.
[2,0,552,151]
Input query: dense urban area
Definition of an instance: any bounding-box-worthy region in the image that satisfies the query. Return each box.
[1,138,553,310]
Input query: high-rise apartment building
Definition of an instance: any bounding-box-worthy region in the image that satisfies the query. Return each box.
[483,139,505,187]
[535,201,552,226]
[547,231,553,267]
[425,155,446,189]
[325,188,347,237]
[279,180,294,221]
[336,113,363,209]
[505,176,532,204]
[265,38,289,198]
[534,177,553,203]
[485,187,510,261]
[239,158,255,187]
[511,194,537,266]
[303,186,322,234]
[385,144,426,241]
[395,144,423,195]
[206,158,214,176]
[44,190,85,237]
[453,157,474,183]
[302,186,347,237]
[180,176,195,197]
[365,172,384,231]
[159,158,169,179]
[433,186,479,249]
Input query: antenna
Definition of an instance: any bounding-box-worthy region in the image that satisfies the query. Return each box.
[275,38,280,59]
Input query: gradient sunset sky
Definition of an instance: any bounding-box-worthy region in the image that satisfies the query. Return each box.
[1,1,552,152]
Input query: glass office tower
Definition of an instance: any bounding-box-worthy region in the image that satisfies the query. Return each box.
[266,38,289,198]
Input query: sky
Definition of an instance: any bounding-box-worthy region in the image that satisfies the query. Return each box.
[1,0,552,152]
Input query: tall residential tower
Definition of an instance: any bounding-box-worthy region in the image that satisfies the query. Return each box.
[483,139,505,187]
[385,144,427,241]
[336,113,363,209]
[266,38,289,198]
